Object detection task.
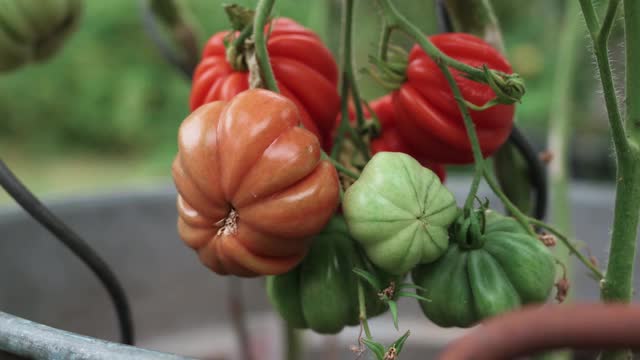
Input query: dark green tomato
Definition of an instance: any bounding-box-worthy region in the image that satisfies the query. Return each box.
[412,211,555,328]
[266,216,392,334]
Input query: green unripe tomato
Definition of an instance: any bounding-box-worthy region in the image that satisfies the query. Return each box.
[343,152,458,275]
[266,216,393,334]
[0,0,83,72]
[412,211,556,328]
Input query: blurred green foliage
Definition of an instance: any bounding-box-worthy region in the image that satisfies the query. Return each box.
[0,0,617,181]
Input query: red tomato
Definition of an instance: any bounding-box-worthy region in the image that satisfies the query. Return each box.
[173,89,340,277]
[393,33,515,164]
[190,18,340,148]
[368,96,446,182]
[332,95,446,182]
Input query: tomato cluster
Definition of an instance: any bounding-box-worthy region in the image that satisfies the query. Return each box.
[171,15,553,335]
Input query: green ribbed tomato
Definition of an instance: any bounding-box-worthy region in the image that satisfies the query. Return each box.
[412,211,556,328]
[343,152,458,275]
[0,0,83,72]
[266,216,393,334]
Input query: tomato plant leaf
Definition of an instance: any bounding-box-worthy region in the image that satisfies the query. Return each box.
[361,338,385,360]
[388,300,399,330]
[391,330,411,354]
[397,283,429,292]
[353,268,383,290]
[397,291,431,302]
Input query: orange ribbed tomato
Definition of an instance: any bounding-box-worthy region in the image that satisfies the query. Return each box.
[172,89,340,277]
[190,18,340,149]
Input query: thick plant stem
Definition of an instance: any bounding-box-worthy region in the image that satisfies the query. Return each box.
[578,1,640,359]
[625,0,640,148]
[600,163,640,360]
[578,0,628,159]
[252,0,279,92]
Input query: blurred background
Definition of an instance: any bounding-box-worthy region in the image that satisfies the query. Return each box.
[0,0,623,203]
[0,1,632,358]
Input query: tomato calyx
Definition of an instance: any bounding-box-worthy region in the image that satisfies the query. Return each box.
[222,4,261,72]
[452,207,488,250]
[365,46,409,91]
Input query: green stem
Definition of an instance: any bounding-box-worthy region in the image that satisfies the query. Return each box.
[600,162,640,360]
[253,0,279,92]
[375,0,484,79]
[331,0,370,161]
[226,24,254,71]
[342,0,369,155]
[232,24,254,51]
[357,279,372,340]
[578,0,628,159]
[483,167,535,237]
[378,25,392,61]
[285,324,301,360]
[580,2,640,358]
[322,153,360,180]
[528,218,604,280]
[435,61,484,211]
[578,0,600,39]
[625,0,640,148]
[598,0,621,49]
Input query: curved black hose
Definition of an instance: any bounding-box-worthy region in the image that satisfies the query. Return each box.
[508,127,548,220]
[435,0,548,221]
[0,159,134,345]
[436,0,454,34]
[139,0,195,79]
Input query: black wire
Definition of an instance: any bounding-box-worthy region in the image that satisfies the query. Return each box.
[0,159,134,345]
[139,0,195,79]
[435,0,548,221]
[435,0,453,34]
[508,127,548,220]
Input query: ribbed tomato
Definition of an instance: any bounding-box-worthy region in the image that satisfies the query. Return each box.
[172,89,340,277]
[190,18,340,148]
[331,96,446,182]
[393,33,515,164]
[368,95,446,182]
